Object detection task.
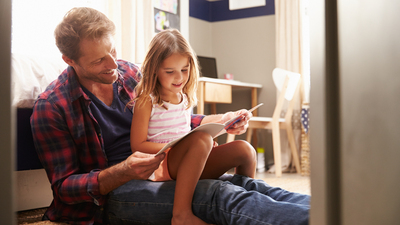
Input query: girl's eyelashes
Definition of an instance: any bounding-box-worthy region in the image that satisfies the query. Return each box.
[164,67,189,74]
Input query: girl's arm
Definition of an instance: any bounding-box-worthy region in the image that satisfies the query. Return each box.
[130,99,166,154]
[199,109,252,135]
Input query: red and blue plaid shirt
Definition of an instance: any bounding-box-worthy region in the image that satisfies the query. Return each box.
[30,60,204,224]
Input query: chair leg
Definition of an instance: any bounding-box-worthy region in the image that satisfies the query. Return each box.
[272,123,282,177]
[246,128,254,144]
[226,134,235,143]
[286,124,301,174]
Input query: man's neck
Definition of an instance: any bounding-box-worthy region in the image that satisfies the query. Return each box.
[82,82,114,106]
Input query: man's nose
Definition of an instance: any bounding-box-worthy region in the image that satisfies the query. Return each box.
[105,54,118,69]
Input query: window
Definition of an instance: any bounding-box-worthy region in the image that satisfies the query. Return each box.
[11,0,106,58]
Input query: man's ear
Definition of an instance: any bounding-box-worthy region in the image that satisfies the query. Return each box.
[62,55,75,67]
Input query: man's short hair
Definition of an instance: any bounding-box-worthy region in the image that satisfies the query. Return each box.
[54,7,116,61]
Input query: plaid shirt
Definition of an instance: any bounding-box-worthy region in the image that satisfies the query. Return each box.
[30,60,205,224]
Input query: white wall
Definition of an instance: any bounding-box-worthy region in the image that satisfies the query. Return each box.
[189,15,276,160]
[211,16,276,116]
[189,15,276,115]
[189,17,213,56]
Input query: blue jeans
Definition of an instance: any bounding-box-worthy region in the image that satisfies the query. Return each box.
[106,174,310,225]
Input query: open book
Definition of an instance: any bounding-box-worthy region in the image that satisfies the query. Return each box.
[155,103,263,156]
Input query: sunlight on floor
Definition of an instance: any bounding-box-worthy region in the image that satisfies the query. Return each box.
[227,168,311,196]
[256,172,311,195]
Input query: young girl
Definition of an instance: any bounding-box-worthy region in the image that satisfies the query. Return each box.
[130,29,256,225]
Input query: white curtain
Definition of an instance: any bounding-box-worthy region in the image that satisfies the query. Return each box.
[106,0,154,64]
[269,0,310,173]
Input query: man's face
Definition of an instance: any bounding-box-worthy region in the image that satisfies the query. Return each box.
[71,35,118,85]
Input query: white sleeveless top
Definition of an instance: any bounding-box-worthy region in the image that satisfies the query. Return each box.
[146,94,192,143]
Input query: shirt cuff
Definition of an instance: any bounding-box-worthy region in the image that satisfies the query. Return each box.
[88,169,106,206]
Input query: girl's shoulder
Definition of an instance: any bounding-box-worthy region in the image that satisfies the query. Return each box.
[149,94,160,106]
[133,95,153,112]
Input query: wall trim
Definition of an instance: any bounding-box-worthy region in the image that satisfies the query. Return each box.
[190,0,274,22]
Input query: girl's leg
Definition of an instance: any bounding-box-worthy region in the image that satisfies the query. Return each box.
[201,140,257,179]
[167,131,214,225]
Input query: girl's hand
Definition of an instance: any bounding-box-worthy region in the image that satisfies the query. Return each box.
[221,109,252,135]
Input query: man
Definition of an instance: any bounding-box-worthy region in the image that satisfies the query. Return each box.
[31,7,310,225]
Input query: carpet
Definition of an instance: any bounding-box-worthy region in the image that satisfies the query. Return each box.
[17,208,66,225]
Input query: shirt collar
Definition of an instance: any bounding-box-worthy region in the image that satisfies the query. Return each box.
[66,65,125,103]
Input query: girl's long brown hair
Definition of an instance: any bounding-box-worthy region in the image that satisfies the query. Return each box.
[132,29,199,109]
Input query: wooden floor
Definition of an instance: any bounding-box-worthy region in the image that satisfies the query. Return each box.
[255,171,311,195]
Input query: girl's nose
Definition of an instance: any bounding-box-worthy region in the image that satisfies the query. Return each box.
[175,71,183,80]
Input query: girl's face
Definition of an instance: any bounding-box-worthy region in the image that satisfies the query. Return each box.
[157,53,190,103]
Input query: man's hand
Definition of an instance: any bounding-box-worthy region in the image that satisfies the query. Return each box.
[99,152,165,195]
[221,109,252,135]
[124,151,165,180]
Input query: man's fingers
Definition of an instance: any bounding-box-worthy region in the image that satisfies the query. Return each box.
[132,151,158,158]
[126,152,164,170]
[125,152,165,180]
[131,151,165,161]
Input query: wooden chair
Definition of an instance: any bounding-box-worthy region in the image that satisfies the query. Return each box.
[227,68,302,177]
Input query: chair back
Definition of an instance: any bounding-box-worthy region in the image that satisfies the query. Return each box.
[272,68,301,101]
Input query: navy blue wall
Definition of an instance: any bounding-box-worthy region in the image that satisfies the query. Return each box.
[189,0,274,22]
